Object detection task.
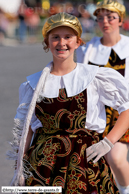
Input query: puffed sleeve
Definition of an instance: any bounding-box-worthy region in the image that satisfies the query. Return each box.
[15,81,43,133]
[95,67,129,113]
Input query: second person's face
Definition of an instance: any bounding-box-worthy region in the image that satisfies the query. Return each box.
[97,10,122,35]
[48,26,80,62]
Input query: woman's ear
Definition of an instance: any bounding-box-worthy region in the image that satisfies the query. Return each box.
[43,37,49,52]
[44,38,49,48]
[75,38,81,49]
[76,37,85,47]
[119,17,124,27]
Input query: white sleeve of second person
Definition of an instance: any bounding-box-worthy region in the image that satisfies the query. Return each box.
[125,56,129,86]
[94,67,129,113]
[86,67,129,133]
[15,81,43,133]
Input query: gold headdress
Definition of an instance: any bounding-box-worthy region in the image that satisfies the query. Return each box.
[93,0,126,19]
[42,12,82,38]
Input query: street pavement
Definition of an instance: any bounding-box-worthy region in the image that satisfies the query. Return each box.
[0,43,129,190]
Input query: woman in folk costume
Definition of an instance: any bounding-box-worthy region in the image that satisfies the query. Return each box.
[76,0,129,193]
[8,12,129,194]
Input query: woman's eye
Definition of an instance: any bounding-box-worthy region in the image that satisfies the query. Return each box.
[98,17,103,21]
[108,16,112,19]
[53,36,59,39]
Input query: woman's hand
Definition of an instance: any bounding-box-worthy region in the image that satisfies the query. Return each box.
[86,137,114,163]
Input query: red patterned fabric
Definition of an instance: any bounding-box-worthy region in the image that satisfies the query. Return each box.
[24,88,119,193]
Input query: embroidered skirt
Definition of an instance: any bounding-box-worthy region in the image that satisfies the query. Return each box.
[23,88,119,193]
[24,128,119,194]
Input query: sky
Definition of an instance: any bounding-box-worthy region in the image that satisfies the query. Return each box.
[0,0,21,13]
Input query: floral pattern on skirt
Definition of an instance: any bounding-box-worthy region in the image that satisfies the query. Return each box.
[24,129,119,194]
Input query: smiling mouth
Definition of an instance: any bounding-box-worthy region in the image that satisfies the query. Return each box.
[56,49,68,51]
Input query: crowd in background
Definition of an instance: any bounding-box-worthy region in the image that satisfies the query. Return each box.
[0,1,129,45]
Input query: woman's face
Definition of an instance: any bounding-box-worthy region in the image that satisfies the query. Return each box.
[96,9,122,35]
[47,26,80,62]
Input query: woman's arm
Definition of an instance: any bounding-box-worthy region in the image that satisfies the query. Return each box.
[86,109,129,163]
[24,126,34,155]
[106,109,129,144]
[86,67,129,163]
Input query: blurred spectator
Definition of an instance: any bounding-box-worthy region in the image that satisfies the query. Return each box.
[80,17,95,33]
[17,2,27,43]
[25,8,40,43]
[49,3,58,16]
[0,9,8,45]
[78,4,95,34]
[122,19,129,31]
[49,2,74,15]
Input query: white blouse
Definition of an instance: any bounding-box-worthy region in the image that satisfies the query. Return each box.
[15,62,129,134]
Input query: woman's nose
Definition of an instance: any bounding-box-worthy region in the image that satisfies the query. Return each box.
[103,16,108,23]
[59,38,66,45]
